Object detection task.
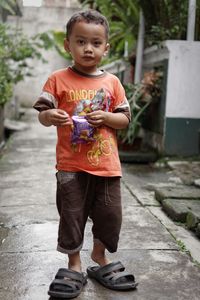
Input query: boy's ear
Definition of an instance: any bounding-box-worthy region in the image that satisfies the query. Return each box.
[104,43,110,57]
[64,38,70,53]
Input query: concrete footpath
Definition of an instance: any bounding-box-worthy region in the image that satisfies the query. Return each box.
[0,109,200,300]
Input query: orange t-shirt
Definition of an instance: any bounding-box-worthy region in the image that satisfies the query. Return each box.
[34,67,130,177]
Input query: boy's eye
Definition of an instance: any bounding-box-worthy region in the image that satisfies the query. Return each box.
[77,39,85,45]
[94,41,102,47]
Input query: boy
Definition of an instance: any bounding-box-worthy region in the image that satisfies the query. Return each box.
[34,9,137,299]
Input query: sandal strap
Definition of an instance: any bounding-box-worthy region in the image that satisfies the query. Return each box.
[97,261,125,277]
[50,278,79,290]
[55,269,85,283]
[110,271,135,283]
[56,268,69,278]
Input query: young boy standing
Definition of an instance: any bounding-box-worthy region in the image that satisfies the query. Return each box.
[34,9,137,299]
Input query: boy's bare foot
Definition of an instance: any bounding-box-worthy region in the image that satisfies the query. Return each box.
[91,251,111,266]
[88,241,138,291]
[68,263,82,273]
[91,242,111,266]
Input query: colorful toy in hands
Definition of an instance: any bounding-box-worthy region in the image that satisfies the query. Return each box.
[71,89,111,144]
[71,116,95,144]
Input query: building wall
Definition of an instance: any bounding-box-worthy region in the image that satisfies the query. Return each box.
[143,41,200,156]
[165,41,200,119]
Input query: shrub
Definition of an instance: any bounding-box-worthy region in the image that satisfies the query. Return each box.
[0,23,48,106]
[117,70,163,144]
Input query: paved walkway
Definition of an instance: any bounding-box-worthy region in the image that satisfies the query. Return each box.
[0,109,200,300]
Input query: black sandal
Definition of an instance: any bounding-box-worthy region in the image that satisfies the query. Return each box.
[87,261,138,291]
[48,268,87,299]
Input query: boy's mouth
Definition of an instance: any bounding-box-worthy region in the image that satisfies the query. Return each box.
[83,56,94,60]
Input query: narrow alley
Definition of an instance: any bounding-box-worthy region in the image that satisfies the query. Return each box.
[0,109,200,300]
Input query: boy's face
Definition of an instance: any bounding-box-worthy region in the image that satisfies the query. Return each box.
[64,21,110,74]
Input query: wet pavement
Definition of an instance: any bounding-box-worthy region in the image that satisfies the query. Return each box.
[0,109,200,300]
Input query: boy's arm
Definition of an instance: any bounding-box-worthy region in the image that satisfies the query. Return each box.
[86,110,129,129]
[104,112,129,129]
[38,109,72,127]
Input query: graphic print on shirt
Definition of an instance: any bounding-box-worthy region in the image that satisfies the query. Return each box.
[71,88,115,166]
[87,130,115,166]
[74,88,111,115]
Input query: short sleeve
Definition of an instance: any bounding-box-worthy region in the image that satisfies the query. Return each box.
[112,77,131,121]
[33,77,58,112]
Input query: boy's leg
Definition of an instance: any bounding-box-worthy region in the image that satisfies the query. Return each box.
[90,176,122,262]
[87,176,138,291]
[48,172,91,297]
[68,251,82,272]
[56,171,92,270]
[91,240,111,266]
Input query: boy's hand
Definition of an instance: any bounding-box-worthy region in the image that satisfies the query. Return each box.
[86,110,107,127]
[39,109,72,127]
[86,110,129,130]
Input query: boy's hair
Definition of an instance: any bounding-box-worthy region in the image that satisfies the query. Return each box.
[66,10,109,40]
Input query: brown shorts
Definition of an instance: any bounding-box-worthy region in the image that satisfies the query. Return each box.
[56,171,122,254]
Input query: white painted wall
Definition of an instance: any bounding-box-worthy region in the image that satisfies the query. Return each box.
[143,40,200,120]
[165,40,200,119]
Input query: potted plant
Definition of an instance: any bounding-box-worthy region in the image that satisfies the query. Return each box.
[117,69,163,162]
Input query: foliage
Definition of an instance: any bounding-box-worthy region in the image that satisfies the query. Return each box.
[79,0,140,58]
[35,30,71,60]
[0,0,17,14]
[0,0,22,21]
[0,0,50,107]
[0,23,50,106]
[117,70,163,144]
[176,239,190,255]
[79,0,200,50]
[138,0,200,46]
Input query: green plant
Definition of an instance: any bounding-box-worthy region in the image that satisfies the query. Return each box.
[0,0,22,21]
[0,23,51,107]
[80,0,139,58]
[117,70,163,145]
[176,239,191,256]
[138,0,194,46]
[36,30,71,60]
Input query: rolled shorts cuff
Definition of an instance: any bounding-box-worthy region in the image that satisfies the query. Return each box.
[57,242,83,254]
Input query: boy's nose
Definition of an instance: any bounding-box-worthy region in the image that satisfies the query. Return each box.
[84,43,93,53]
